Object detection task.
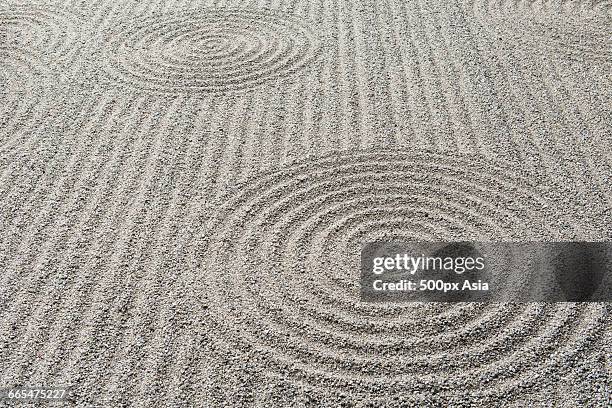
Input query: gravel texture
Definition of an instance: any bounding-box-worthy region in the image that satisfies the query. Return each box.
[0,0,610,406]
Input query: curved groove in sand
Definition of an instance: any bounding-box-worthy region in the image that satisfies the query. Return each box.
[0,49,48,147]
[0,5,82,152]
[99,8,320,95]
[0,5,81,60]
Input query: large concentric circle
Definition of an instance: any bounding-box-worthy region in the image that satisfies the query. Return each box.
[100,8,320,95]
[187,149,607,403]
[469,0,612,64]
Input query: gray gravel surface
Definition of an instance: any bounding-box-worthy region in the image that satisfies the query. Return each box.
[1,0,610,406]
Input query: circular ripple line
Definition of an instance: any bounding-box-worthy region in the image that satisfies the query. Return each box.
[185,149,607,402]
[100,8,320,95]
[0,5,82,63]
[469,0,612,64]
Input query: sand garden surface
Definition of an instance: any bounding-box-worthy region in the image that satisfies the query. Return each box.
[0,0,610,406]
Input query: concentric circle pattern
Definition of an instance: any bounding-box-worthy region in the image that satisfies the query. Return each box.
[188,150,607,402]
[100,8,320,94]
[470,0,612,63]
[0,5,81,63]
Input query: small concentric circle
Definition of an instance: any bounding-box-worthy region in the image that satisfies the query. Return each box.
[0,5,81,63]
[100,8,320,95]
[186,149,606,402]
[470,0,612,63]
